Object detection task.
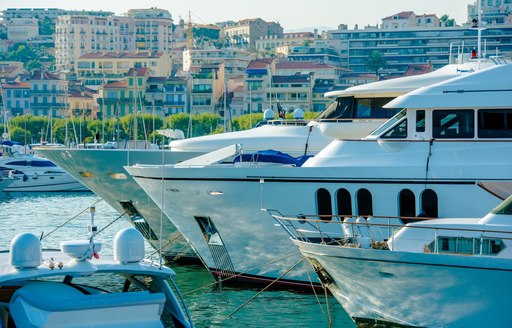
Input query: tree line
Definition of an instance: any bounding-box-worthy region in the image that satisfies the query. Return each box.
[1,111,317,145]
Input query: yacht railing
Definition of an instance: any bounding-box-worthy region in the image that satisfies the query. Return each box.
[266,210,512,256]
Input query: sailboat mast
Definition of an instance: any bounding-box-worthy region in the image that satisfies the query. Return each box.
[477,0,482,59]
[133,69,138,149]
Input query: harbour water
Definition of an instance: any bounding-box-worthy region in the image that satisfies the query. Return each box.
[0,192,356,328]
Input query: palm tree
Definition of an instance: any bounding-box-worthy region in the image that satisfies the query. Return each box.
[366,50,388,79]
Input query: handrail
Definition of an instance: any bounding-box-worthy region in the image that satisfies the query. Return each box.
[266,210,512,254]
[269,212,512,237]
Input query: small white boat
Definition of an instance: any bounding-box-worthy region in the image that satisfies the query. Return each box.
[271,195,512,327]
[0,154,89,192]
[0,210,193,328]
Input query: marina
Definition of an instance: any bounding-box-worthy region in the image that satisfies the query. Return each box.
[1,1,511,326]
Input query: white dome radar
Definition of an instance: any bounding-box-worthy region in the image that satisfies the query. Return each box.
[293,108,304,119]
[10,233,42,269]
[263,108,274,120]
[114,227,145,263]
[61,240,102,260]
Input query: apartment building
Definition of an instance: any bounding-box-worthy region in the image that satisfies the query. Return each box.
[381,11,440,30]
[29,70,68,117]
[126,8,173,52]
[55,8,172,73]
[75,51,171,84]
[182,47,255,78]
[222,18,283,49]
[270,74,313,112]
[2,81,30,116]
[163,77,189,115]
[5,18,39,41]
[241,59,337,115]
[1,8,113,22]
[244,58,276,114]
[0,62,26,79]
[97,67,151,118]
[255,32,316,52]
[55,15,135,72]
[68,83,98,118]
[468,0,512,25]
[189,63,225,114]
[327,23,512,75]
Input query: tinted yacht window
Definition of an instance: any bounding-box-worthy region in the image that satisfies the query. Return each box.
[316,188,332,220]
[421,189,438,218]
[381,119,407,138]
[478,109,512,138]
[317,97,354,119]
[357,188,373,216]
[416,110,425,132]
[399,189,416,218]
[336,188,352,219]
[433,110,474,138]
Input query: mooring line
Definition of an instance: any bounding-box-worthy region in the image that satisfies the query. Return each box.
[95,209,129,235]
[182,250,304,296]
[227,257,305,318]
[303,257,331,324]
[41,198,104,240]
[145,232,184,259]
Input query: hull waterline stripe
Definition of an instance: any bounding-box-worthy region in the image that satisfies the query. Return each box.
[132,175,480,186]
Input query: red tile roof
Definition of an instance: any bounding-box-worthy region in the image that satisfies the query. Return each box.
[2,82,29,89]
[104,80,127,88]
[276,62,337,70]
[383,11,414,20]
[247,58,274,69]
[127,67,151,77]
[30,70,60,81]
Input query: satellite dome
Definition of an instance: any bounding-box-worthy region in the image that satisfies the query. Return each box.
[114,228,145,263]
[10,233,42,269]
[263,109,274,120]
[293,108,304,119]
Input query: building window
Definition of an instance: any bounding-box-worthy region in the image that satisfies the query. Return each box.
[399,189,416,220]
[336,188,352,219]
[420,189,438,218]
[356,188,373,216]
[316,188,332,220]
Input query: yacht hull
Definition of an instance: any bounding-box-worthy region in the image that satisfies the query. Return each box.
[36,148,203,263]
[295,240,512,327]
[127,140,512,287]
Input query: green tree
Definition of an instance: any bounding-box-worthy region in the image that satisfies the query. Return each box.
[38,16,56,36]
[366,50,388,78]
[440,15,456,27]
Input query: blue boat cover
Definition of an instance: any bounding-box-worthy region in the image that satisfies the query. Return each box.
[233,150,312,166]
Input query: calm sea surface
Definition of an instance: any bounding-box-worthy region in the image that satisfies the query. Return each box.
[0,192,356,328]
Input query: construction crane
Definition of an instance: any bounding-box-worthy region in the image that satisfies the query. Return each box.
[185,11,193,49]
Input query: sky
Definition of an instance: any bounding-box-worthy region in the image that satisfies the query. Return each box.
[1,0,476,31]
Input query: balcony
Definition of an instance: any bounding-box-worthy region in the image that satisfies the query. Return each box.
[164,100,185,106]
[31,90,67,95]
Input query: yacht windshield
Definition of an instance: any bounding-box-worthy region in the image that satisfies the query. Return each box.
[316,97,353,120]
[369,109,407,137]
